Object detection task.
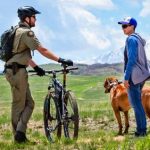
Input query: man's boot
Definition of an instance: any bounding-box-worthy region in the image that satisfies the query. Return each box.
[14,131,28,143]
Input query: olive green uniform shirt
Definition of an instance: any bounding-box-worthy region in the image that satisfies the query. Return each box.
[7,22,41,65]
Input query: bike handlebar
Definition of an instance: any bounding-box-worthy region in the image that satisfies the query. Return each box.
[28,67,78,74]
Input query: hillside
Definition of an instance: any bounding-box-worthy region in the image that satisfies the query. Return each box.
[31,63,124,76]
[74,63,124,75]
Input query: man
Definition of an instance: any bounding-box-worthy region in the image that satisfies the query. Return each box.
[5,6,73,143]
[118,17,150,137]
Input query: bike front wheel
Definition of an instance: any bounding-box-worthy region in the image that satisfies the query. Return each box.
[63,91,79,140]
[43,94,61,142]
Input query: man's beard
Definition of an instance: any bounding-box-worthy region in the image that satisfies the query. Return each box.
[30,23,35,27]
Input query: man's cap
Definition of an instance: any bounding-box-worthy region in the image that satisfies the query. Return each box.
[118,17,137,28]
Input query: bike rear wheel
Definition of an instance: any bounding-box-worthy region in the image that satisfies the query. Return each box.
[63,91,79,139]
[43,94,61,142]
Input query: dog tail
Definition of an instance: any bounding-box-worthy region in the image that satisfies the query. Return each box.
[142,93,150,118]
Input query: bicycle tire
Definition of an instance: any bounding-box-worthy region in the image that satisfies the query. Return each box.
[63,91,79,139]
[43,94,61,142]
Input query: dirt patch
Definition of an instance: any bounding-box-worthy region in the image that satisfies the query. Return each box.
[0,115,149,138]
[113,135,125,141]
[80,114,139,135]
[80,117,115,131]
[28,120,45,135]
[0,123,11,133]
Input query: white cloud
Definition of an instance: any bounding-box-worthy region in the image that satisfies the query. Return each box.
[80,28,110,49]
[58,2,111,50]
[108,28,126,50]
[60,0,115,10]
[127,0,140,5]
[140,0,150,17]
[62,6,100,26]
[33,23,56,47]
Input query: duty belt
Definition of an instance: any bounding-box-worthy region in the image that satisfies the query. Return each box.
[5,62,26,75]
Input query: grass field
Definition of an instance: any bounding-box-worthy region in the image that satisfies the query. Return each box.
[0,74,150,150]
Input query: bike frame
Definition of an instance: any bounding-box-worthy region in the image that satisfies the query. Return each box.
[47,65,77,127]
[50,72,65,124]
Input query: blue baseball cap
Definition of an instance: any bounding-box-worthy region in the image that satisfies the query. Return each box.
[118,17,137,28]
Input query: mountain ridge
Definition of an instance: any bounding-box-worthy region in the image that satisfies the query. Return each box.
[38,62,124,76]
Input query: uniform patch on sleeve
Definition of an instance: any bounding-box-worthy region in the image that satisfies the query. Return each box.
[27,31,34,37]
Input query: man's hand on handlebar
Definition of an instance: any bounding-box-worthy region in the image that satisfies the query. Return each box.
[33,66,45,76]
[58,57,73,66]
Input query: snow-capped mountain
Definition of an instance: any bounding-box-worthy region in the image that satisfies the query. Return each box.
[94,40,150,64]
[94,47,124,64]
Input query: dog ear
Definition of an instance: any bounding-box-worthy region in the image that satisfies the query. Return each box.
[104,78,108,87]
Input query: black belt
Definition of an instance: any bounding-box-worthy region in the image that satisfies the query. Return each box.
[5,63,26,75]
[5,64,26,69]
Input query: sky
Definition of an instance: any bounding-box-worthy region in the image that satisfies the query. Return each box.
[0,0,150,70]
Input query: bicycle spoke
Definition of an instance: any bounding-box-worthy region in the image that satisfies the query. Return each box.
[63,91,79,139]
[43,95,62,142]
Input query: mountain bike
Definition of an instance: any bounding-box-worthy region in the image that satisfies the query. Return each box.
[29,64,79,142]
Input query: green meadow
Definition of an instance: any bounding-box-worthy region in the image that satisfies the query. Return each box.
[0,74,150,150]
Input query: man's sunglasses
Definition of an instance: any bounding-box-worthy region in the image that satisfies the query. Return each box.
[122,24,131,29]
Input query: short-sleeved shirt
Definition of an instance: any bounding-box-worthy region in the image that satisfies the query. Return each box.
[7,22,41,65]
